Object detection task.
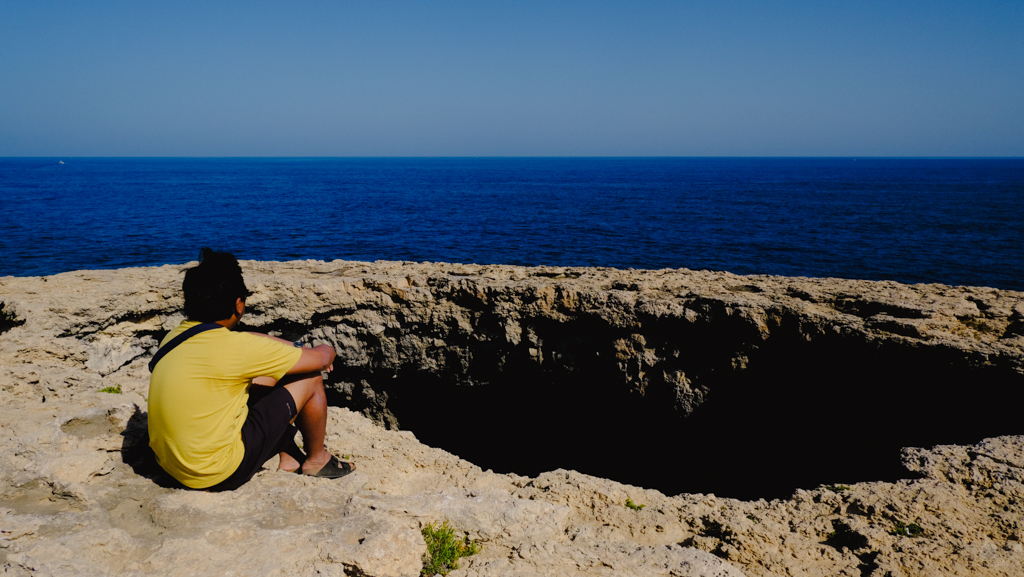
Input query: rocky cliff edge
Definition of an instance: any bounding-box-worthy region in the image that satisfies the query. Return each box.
[1,260,1023,576]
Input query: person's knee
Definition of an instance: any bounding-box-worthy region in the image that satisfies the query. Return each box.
[284,375,315,405]
[308,373,326,402]
[308,372,325,395]
[283,372,324,411]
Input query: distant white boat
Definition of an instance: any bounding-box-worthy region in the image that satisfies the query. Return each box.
[59,160,64,164]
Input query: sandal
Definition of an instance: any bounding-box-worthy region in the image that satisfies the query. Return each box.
[303,455,356,478]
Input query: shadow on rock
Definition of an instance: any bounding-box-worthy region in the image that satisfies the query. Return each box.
[120,406,186,489]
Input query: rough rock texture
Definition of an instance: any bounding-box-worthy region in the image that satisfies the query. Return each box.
[2,260,1023,576]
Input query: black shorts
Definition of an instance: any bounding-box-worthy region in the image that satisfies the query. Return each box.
[207,386,299,492]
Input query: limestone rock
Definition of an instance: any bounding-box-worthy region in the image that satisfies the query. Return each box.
[2,260,1023,576]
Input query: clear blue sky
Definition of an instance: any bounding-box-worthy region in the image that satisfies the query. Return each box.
[2,1,1022,156]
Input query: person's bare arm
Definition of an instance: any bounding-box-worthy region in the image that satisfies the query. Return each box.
[289,345,335,374]
[247,332,336,374]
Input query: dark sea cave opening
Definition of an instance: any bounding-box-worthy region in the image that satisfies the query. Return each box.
[328,331,1024,502]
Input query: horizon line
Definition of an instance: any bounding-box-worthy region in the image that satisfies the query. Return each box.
[3,155,1023,160]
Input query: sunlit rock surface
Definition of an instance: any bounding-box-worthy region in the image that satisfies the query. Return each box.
[1,260,1022,576]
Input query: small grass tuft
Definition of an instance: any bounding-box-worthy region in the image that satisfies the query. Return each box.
[746,514,761,524]
[421,521,480,576]
[889,521,924,537]
[824,484,851,493]
[99,384,122,394]
[625,498,645,511]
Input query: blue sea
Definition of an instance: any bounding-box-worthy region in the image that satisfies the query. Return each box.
[1,157,1022,291]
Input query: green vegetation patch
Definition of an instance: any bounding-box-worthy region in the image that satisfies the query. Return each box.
[421,521,480,576]
[889,521,924,537]
[824,484,851,493]
[99,384,122,394]
[625,498,645,511]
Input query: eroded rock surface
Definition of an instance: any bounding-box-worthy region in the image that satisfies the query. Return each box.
[1,260,1023,576]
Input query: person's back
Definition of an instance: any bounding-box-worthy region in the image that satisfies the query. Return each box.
[147,248,354,490]
[149,322,303,487]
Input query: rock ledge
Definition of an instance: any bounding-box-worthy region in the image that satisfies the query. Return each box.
[2,260,1023,576]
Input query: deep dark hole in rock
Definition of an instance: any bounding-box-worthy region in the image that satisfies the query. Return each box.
[321,315,1024,501]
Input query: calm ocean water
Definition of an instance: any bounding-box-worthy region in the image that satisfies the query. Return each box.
[1,157,1022,290]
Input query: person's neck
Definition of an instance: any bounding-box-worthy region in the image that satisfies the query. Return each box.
[215,316,238,330]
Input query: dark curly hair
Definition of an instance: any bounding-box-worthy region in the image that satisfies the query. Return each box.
[182,248,252,322]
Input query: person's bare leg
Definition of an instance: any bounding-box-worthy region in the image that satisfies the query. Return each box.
[280,371,339,475]
[278,447,303,472]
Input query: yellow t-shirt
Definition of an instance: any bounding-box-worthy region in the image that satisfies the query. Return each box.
[147,321,303,489]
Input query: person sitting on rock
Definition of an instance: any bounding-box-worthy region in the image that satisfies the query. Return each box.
[147,248,354,491]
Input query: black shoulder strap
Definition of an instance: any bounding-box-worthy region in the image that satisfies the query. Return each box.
[148,323,223,372]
